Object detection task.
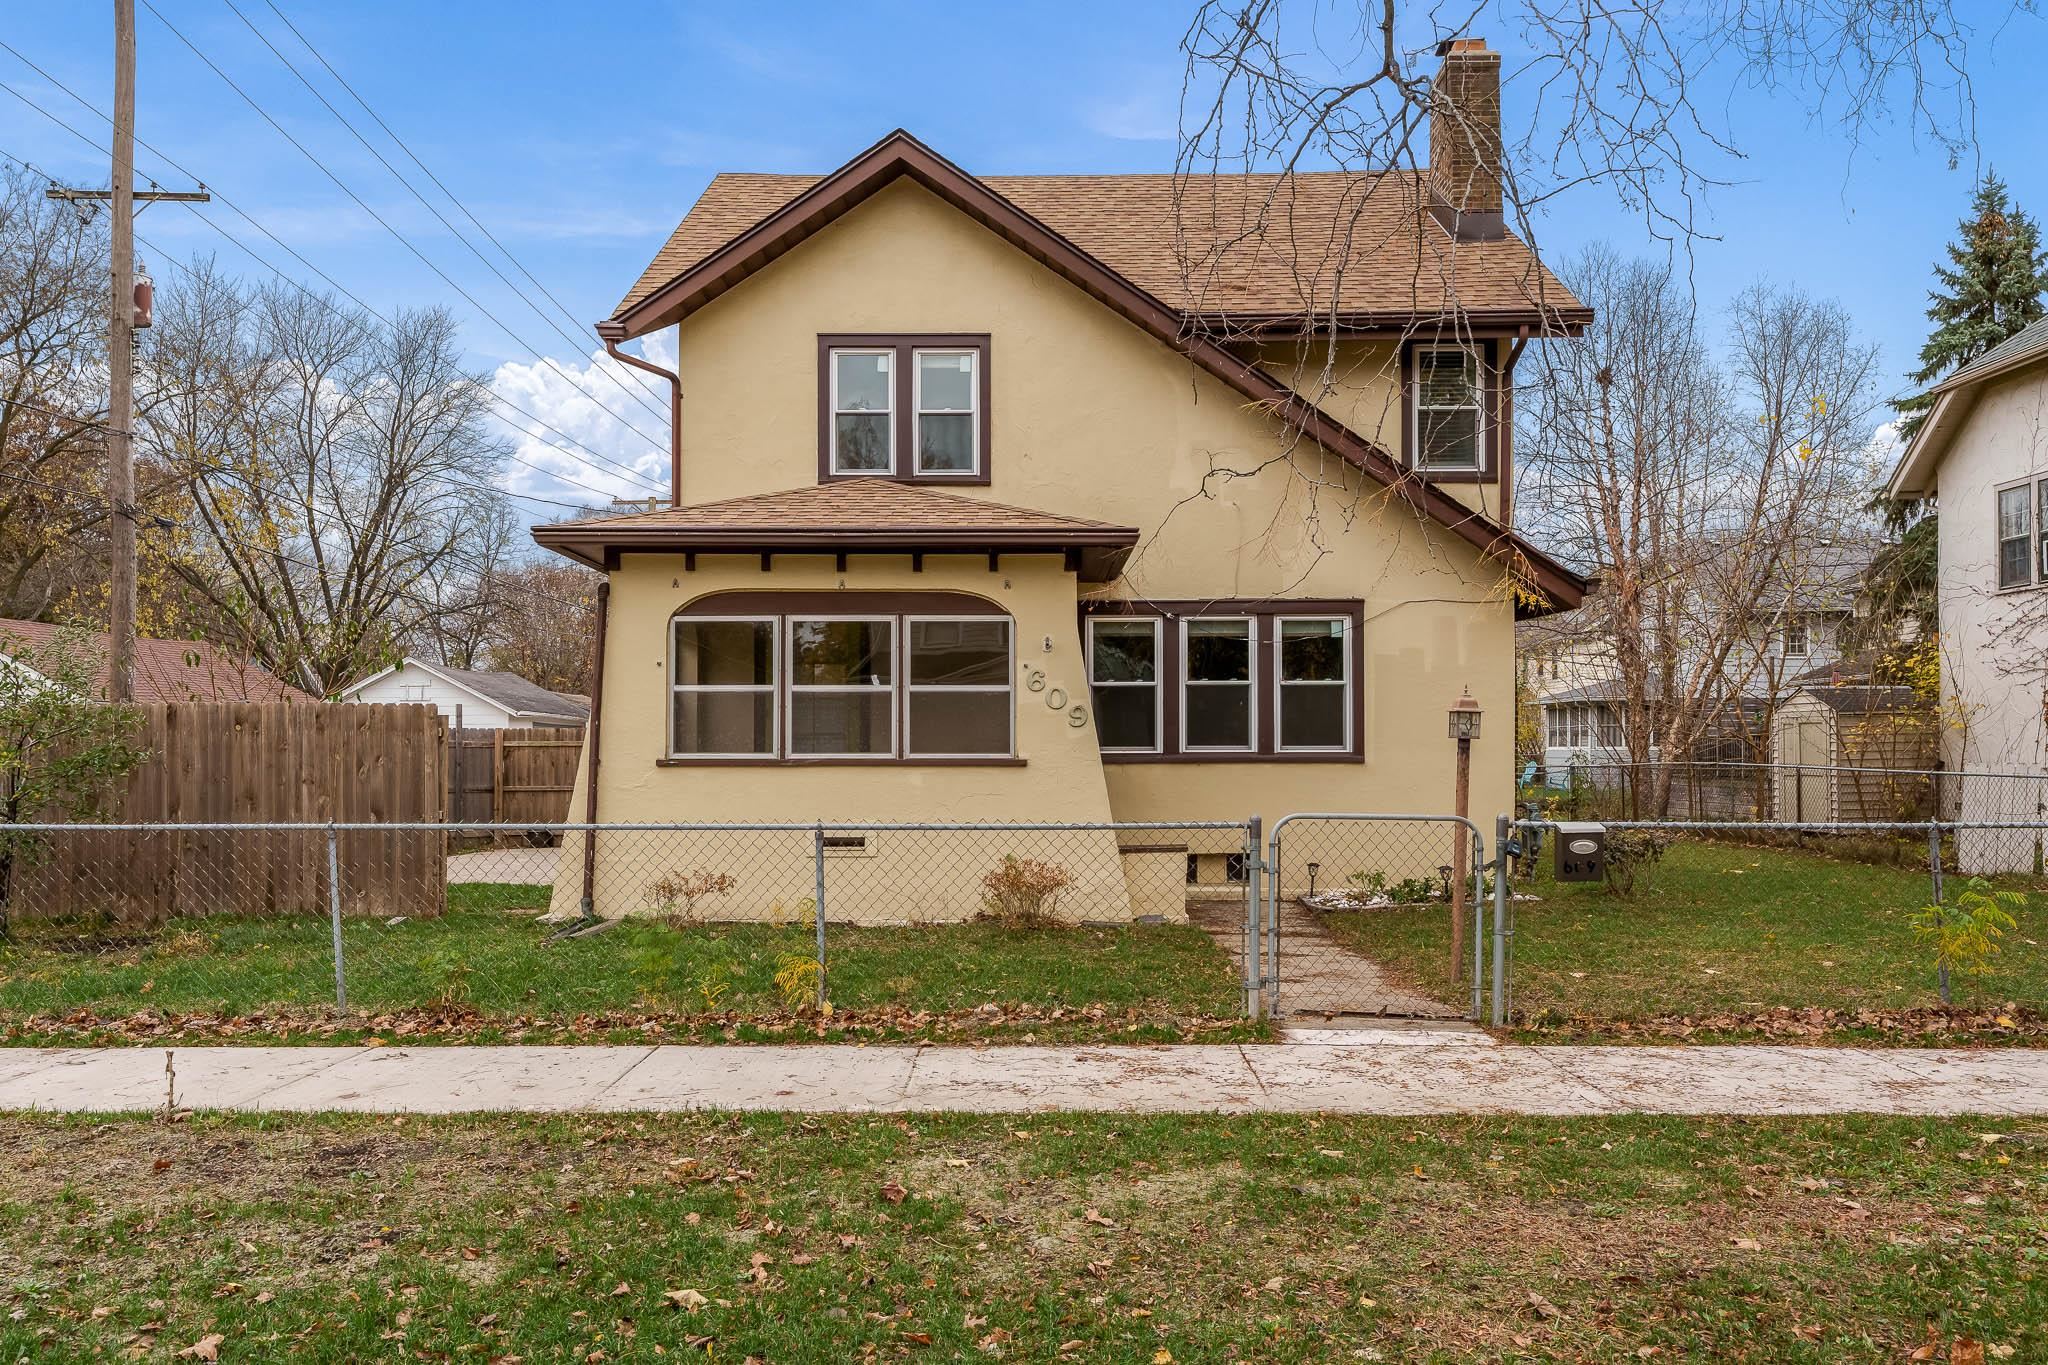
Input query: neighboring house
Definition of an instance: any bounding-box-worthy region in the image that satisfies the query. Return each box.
[0,618,315,703]
[532,39,1591,921]
[1514,539,1880,777]
[341,658,589,729]
[1884,315,2048,869]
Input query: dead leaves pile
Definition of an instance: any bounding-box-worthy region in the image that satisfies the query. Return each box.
[1520,1003,2045,1045]
[3,1000,1251,1048]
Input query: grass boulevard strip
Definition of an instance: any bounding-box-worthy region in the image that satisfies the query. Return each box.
[0,1111,2041,1362]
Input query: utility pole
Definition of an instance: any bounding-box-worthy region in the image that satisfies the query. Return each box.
[44,0,206,701]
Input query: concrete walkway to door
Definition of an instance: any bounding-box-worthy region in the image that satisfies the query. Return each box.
[1187,899,1460,1020]
[4,1040,2042,1116]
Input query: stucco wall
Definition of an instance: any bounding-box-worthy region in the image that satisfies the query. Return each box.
[1931,367,2048,870]
[554,177,1522,916]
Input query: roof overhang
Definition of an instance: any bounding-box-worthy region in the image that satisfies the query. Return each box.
[532,522,1140,584]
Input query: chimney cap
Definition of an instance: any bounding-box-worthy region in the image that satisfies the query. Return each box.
[1434,37,1492,57]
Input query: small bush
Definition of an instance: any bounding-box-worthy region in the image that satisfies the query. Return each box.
[979,855,1074,927]
[1914,876,2023,1000]
[645,868,737,926]
[774,952,823,1012]
[1602,829,1674,896]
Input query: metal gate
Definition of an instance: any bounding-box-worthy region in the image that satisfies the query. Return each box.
[1253,813,1487,1022]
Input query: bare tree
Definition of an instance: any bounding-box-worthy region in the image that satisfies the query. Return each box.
[0,170,110,619]
[136,262,515,693]
[480,560,599,697]
[1518,248,1881,811]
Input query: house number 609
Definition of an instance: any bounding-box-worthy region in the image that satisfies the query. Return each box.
[1021,665,1090,727]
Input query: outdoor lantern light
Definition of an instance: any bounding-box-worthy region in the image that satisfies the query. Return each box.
[1447,688,1483,741]
[1306,861,1321,896]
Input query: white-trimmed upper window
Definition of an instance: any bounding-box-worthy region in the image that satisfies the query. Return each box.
[1780,615,1810,659]
[906,617,1012,757]
[829,349,894,474]
[1182,617,1254,751]
[671,617,777,757]
[1087,618,1160,752]
[1414,346,1483,470]
[1998,483,2034,590]
[914,350,978,474]
[1275,616,1350,751]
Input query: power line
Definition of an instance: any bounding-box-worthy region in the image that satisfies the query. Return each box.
[229,0,671,427]
[0,56,666,498]
[255,0,664,407]
[133,1,676,471]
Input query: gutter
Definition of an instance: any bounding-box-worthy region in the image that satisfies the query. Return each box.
[577,579,611,919]
[595,319,682,506]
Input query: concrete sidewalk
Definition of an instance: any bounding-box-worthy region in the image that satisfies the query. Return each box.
[2,1040,2044,1116]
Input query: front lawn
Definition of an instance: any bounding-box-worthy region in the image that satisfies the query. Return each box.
[2,1110,2041,1362]
[0,884,1251,1045]
[1328,840,2048,1038]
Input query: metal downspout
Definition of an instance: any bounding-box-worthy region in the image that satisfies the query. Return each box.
[577,579,611,918]
[594,319,682,506]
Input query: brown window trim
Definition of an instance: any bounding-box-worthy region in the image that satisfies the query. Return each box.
[667,595,1017,765]
[1080,598,1365,764]
[1400,339,1500,483]
[818,334,992,486]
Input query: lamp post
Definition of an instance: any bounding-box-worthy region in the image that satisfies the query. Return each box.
[1447,689,1482,982]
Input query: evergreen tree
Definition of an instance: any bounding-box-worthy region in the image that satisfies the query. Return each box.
[1895,170,2048,443]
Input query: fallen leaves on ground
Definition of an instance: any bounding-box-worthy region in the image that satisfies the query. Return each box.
[1518,1003,2046,1045]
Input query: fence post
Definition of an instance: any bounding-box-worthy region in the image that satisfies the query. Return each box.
[1470,826,1485,1021]
[1265,818,1281,1019]
[1491,813,1511,1027]
[813,823,828,1009]
[1929,819,1949,1005]
[1244,816,1263,1020]
[325,821,347,1016]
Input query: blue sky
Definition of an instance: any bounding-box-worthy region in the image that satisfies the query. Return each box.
[4,2,2045,512]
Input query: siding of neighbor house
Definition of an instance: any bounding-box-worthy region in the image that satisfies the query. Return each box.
[348,670,520,728]
[551,178,1519,918]
[1930,364,2048,869]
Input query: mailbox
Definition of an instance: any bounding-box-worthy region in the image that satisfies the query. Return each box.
[1553,822,1607,883]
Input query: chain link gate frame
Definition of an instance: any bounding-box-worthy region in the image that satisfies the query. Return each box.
[1250,813,1490,1022]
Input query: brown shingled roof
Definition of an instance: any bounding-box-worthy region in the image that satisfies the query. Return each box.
[532,480,1140,581]
[0,618,318,703]
[616,167,1586,329]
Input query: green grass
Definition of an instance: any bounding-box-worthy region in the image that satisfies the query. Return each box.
[0,884,1247,1043]
[3,1110,2042,1362]
[1329,839,2048,1029]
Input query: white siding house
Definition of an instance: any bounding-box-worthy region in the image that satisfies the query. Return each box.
[1885,316,2048,871]
[342,658,587,730]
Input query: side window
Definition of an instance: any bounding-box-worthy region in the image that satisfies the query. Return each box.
[1087,618,1160,752]
[1413,346,1483,470]
[1998,484,2033,589]
[787,618,894,756]
[906,617,1012,756]
[671,618,776,756]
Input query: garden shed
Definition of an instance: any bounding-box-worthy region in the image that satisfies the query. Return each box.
[1771,685,1938,822]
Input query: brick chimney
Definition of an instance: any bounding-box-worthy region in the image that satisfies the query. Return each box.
[1429,37,1505,241]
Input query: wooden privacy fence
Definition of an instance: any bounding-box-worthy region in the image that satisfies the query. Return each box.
[9,702,447,927]
[447,726,583,827]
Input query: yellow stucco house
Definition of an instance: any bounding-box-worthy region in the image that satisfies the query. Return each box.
[535,39,1587,922]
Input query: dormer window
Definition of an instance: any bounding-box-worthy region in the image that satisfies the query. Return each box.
[819,335,990,484]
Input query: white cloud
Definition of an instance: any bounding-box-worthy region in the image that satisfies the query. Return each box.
[488,331,676,513]
[1862,417,1906,488]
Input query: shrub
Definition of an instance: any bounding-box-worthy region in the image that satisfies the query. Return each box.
[645,868,737,925]
[979,855,1074,927]
[1602,829,1673,896]
[1913,876,2023,1001]
[774,952,824,1012]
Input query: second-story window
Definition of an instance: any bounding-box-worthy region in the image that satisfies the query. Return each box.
[820,335,990,483]
[1998,482,2038,589]
[1413,346,1483,471]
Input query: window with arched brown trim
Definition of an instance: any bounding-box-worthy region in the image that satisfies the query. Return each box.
[668,592,1014,762]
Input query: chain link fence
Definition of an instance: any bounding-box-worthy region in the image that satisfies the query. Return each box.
[1491,814,2048,1034]
[0,820,1258,1036]
[1528,759,2048,833]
